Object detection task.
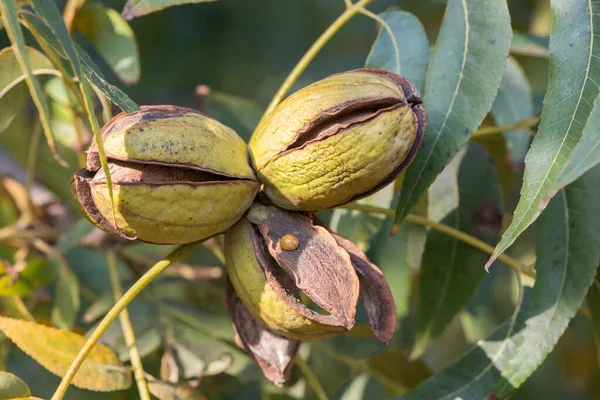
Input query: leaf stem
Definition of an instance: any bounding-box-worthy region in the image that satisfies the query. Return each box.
[296,356,329,400]
[263,0,374,116]
[472,117,540,138]
[106,250,151,400]
[339,203,536,278]
[51,242,198,400]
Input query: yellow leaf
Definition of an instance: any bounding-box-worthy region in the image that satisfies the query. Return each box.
[0,316,131,391]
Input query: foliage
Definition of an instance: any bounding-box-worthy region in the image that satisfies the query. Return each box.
[0,0,599,399]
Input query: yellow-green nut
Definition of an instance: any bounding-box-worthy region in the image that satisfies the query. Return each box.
[249,68,427,211]
[71,105,260,244]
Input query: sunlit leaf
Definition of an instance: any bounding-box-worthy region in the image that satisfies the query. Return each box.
[122,0,216,20]
[398,165,600,399]
[510,31,549,58]
[0,46,57,134]
[51,264,80,330]
[0,316,132,391]
[198,88,263,142]
[412,142,502,358]
[75,2,140,84]
[0,0,65,164]
[394,0,511,226]
[20,11,139,113]
[365,9,430,93]
[488,0,600,268]
[490,57,533,168]
[0,259,58,296]
[0,371,31,398]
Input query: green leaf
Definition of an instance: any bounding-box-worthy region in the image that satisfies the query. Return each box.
[394,0,511,226]
[556,95,600,188]
[198,88,263,142]
[368,349,431,391]
[147,380,205,400]
[398,165,600,399]
[0,316,132,391]
[488,0,600,268]
[337,373,386,400]
[490,57,533,168]
[20,11,140,113]
[0,0,65,165]
[0,371,31,398]
[510,31,549,58]
[0,259,58,296]
[122,0,217,20]
[0,46,57,134]
[75,2,140,84]
[587,274,600,367]
[51,264,80,331]
[411,142,502,358]
[365,10,430,93]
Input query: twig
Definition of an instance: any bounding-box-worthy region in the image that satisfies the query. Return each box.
[106,250,151,400]
[472,117,540,138]
[51,242,198,400]
[296,356,329,400]
[263,0,374,116]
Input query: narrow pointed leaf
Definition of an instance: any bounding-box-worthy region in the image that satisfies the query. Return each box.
[122,0,217,20]
[491,57,533,168]
[398,165,600,399]
[20,11,139,113]
[394,0,511,225]
[51,264,80,330]
[556,95,600,187]
[0,46,58,134]
[0,316,132,391]
[75,2,140,84]
[0,371,31,398]
[0,0,65,165]
[411,142,502,358]
[365,10,430,93]
[488,0,600,268]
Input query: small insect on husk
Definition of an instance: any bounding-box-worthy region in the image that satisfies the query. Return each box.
[280,234,299,251]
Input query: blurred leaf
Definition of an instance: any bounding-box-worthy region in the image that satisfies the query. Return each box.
[148,380,205,400]
[20,11,140,113]
[426,150,463,222]
[510,31,549,57]
[489,0,600,267]
[0,259,58,296]
[55,218,96,254]
[394,0,511,226]
[0,316,132,391]
[490,57,533,168]
[51,265,80,330]
[122,0,217,20]
[365,9,430,93]
[336,373,385,400]
[199,89,263,142]
[587,274,600,368]
[368,349,430,391]
[0,371,30,398]
[0,0,64,164]
[75,2,140,84]
[412,142,502,358]
[44,76,84,149]
[0,46,56,134]
[399,165,600,399]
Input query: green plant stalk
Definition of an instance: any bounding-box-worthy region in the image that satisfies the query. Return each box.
[263,0,374,116]
[296,356,329,400]
[339,203,536,278]
[51,242,198,400]
[472,117,539,138]
[106,250,151,400]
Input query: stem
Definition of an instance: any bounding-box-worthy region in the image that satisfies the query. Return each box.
[51,242,198,400]
[472,117,539,138]
[62,0,82,32]
[296,356,329,400]
[11,296,36,322]
[339,203,536,279]
[263,0,374,116]
[106,251,151,400]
